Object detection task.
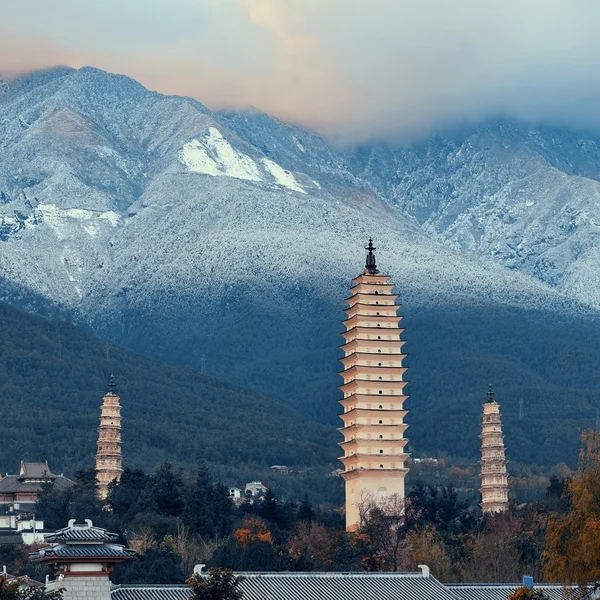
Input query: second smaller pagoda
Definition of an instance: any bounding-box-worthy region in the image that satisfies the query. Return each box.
[479,385,509,514]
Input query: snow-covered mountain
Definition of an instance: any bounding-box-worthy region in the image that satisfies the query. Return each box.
[2,66,600,467]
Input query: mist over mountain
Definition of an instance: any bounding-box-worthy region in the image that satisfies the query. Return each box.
[2,66,600,469]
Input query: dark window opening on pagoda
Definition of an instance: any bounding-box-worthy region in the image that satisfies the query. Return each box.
[379,391,382,394]
[377,312,380,315]
[379,435,383,439]
[379,405,383,408]
[379,450,383,454]
[378,363,382,366]
[380,464,384,468]
[378,420,383,424]
[378,349,381,353]
[379,376,382,380]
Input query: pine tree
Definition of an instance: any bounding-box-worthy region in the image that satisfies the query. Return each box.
[296,495,315,523]
[188,568,243,600]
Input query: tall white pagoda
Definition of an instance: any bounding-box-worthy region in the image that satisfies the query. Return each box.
[338,240,410,531]
[95,375,123,500]
[479,384,509,513]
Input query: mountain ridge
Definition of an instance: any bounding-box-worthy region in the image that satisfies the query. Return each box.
[2,67,600,469]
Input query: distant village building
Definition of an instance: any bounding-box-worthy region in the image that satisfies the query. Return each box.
[479,385,509,513]
[338,240,410,530]
[412,457,439,465]
[30,519,135,600]
[0,461,74,510]
[228,487,243,499]
[96,376,124,500]
[245,481,267,497]
[270,464,289,474]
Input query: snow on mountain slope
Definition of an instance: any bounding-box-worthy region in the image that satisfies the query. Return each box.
[344,122,600,309]
[4,68,600,466]
[0,67,569,316]
[181,127,262,181]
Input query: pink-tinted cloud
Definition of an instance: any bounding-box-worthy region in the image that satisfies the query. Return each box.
[4,1,600,142]
[0,32,90,77]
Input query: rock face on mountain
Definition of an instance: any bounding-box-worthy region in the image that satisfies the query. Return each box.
[2,66,600,468]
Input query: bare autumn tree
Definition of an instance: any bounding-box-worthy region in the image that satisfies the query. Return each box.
[287,522,335,570]
[543,430,600,586]
[461,512,522,583]
[361,493,420,572]
[406,525,453,582]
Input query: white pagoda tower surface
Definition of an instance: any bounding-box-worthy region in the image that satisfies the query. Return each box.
[479,385,509,514]
[339,240,409,531]
[95,375,123,500]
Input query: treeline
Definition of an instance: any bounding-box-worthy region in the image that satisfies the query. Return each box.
[0,299,338,495]
[0,457,582,585]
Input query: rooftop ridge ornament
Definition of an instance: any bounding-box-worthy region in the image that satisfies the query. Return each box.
[487,383,495,403]
[365,238,378,274]
[109,373,116,393]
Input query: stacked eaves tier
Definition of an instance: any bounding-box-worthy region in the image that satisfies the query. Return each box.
[95,377,123,500]
[479,387,509,513]
[339,242,409,530]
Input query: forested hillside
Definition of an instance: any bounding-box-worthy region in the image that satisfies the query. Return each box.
[0,300,339,486]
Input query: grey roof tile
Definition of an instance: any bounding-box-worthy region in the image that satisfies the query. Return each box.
[39,544,136,558]
[45,523,119,543]
[448,583,590,600]
[111,572,460,600]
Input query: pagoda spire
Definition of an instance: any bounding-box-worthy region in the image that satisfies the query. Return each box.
[95,376,123,500]
[365,238,378,274]
[479,385,509,514]
[339,243,409,530]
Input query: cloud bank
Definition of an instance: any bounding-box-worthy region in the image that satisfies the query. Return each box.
[3,0,600,142]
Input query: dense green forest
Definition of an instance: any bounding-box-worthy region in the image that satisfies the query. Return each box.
[93,272,600,471]
[3,277,600,499]
[405,306,600,468]
[0,299,340,500]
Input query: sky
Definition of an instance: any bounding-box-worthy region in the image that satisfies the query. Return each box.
[2,0,600,143]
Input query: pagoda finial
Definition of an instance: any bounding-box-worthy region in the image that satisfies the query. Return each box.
[487,383,495,403]
[365,238,378,274]
[109,373,116,394]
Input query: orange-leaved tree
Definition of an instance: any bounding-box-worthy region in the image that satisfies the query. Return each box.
[543,429,600,585]
[233,517,273,548]
[508,586,550,600]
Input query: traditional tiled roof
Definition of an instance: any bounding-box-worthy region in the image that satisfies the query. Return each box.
[18,461,55,480]
[45,521,119,543]
[0,474,75,493]
[111,571,460,600]
[37,544,136,559]
[30,521,135,562]
[0,532,24,545]
[448,583,590,600]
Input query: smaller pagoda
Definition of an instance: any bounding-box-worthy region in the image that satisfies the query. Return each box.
[95,375,123,500]
[30,520,135,599]
[479,385,509,514]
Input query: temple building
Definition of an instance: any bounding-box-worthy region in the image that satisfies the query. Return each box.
[479,385,509,513]
[95,376,123,500]
[338,240,410,530]
[30,519,135,600]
